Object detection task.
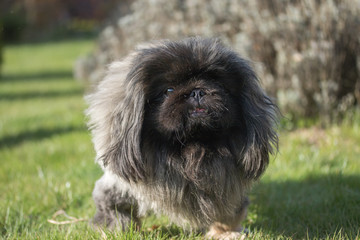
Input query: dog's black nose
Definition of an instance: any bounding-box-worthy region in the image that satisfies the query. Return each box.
[189,89,206,102]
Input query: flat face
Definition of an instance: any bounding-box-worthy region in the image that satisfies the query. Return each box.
[132,38,253,139]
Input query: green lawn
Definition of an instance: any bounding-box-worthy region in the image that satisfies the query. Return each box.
[0,40,359,239]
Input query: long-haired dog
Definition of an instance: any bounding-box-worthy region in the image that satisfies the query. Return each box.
[86,37,278,239]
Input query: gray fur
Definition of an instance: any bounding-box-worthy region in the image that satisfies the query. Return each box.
[86,38,278,235]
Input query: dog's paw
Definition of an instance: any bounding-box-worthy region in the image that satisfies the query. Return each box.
[205,229,248,240]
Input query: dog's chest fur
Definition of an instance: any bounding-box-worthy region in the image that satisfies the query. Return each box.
[130,142,250,228]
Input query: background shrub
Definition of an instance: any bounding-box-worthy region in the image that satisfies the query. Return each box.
[74,0,360,123]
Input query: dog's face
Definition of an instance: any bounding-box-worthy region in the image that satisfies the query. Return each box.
[135,40,253,140]
[147,76,238,139]
[156,80,234,134]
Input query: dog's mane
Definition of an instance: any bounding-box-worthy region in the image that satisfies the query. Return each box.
[86,37,278,183]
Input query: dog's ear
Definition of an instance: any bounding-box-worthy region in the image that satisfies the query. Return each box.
[237,62,279,179]
[86,56,146,182]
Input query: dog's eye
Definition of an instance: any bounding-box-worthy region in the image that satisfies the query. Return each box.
[165,88,175,94]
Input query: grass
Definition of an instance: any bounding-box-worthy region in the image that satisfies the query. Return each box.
[0,39,359,239]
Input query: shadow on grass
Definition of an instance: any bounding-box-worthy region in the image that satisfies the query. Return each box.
[0,71,73,83]
[0,70,84,100]
[138,225,202,239]
[0,126,86,149]
[250,174,360,239]
[0,88,83,101]
[147,225,192,238]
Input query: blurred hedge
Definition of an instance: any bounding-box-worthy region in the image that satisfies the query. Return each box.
[0,0,132,43]
[0,20,3,75]
[74,0,360,122]
[0,19,4,78]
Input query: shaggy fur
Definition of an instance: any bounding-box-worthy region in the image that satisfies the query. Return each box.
[86,37,278,239]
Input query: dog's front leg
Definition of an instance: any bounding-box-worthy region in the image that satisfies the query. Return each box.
[91,172,140,231]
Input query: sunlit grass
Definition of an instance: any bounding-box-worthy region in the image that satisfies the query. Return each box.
[0,40,359,239]
[0,39,100,239]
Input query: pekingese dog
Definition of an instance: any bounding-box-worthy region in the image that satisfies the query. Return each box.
[86,37,278,239]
